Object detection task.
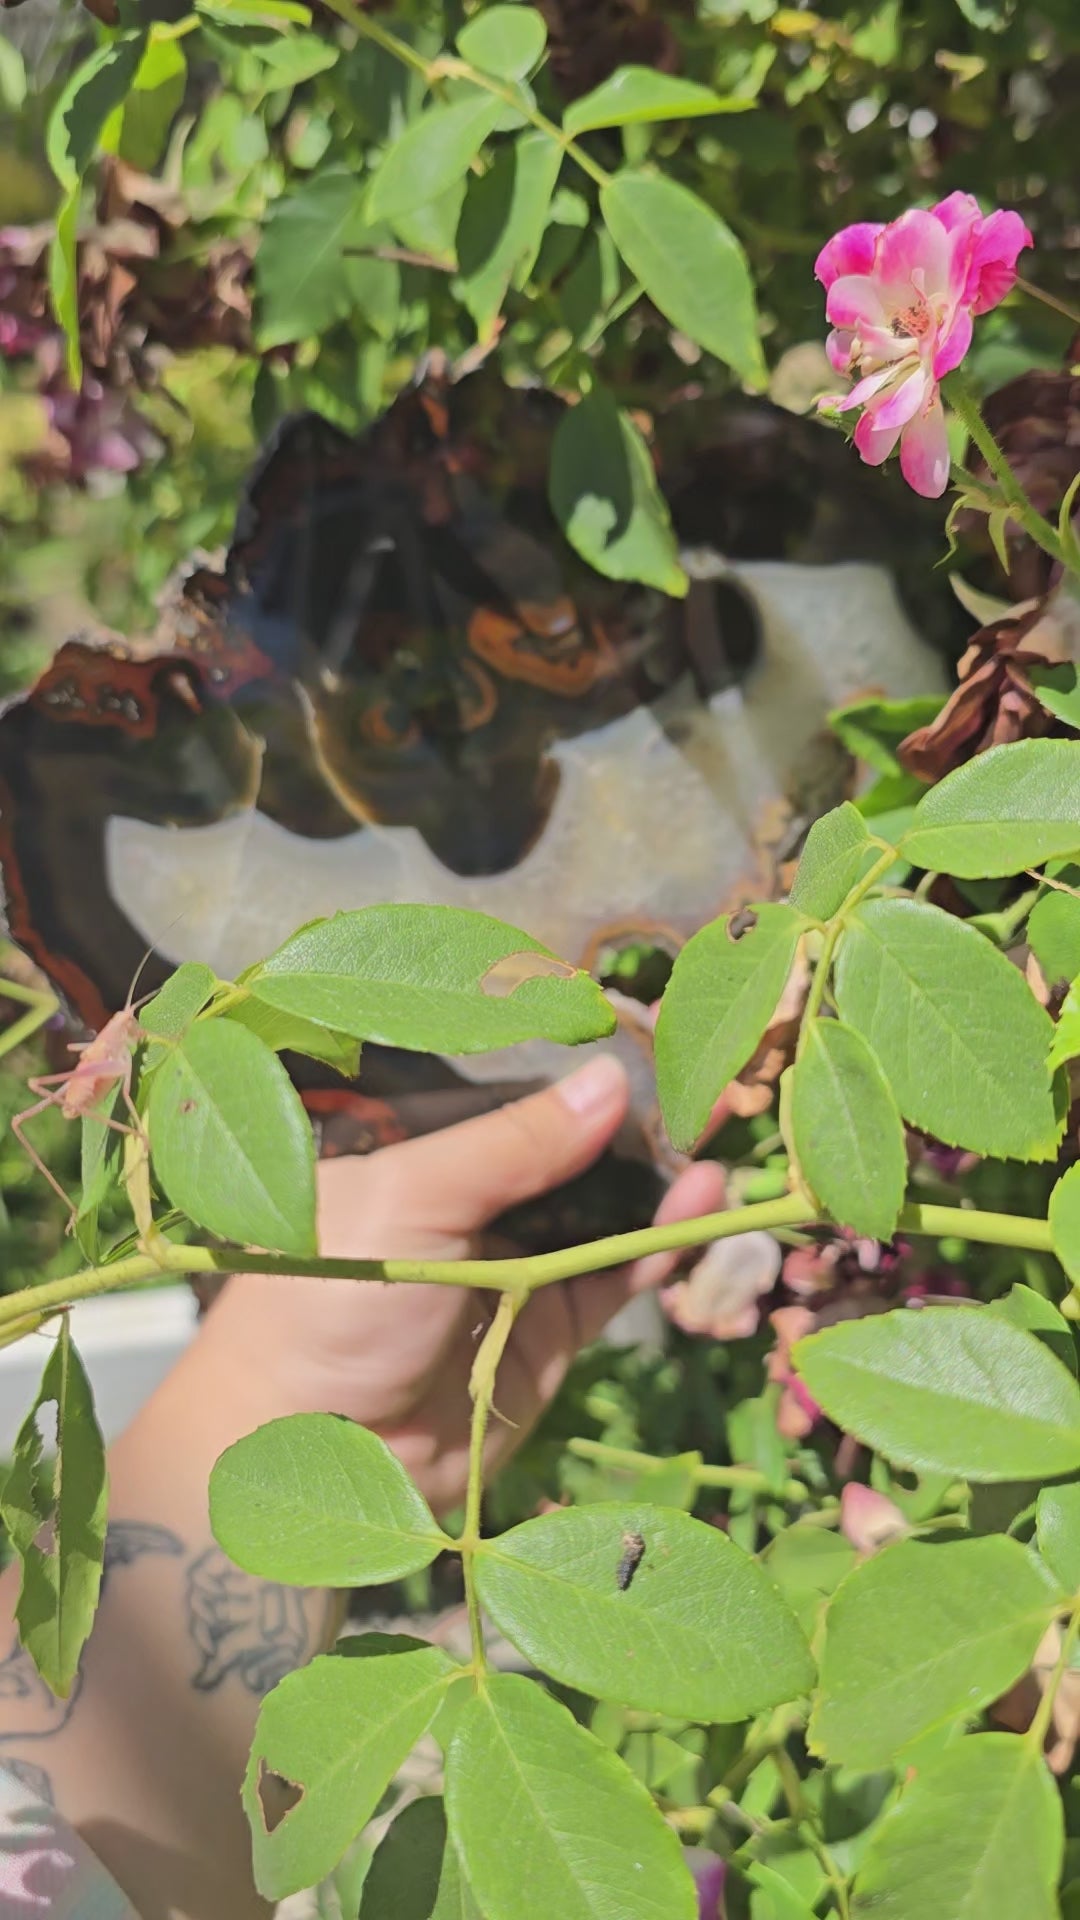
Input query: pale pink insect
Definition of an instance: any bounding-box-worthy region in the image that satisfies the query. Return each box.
[11,954,156,1222]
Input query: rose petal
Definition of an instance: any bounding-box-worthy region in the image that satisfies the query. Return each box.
[932,305,973,379]
[825,327,855,374]
[830,364,898,414]
[824,273,888,332]
[815,221,883,287]
[875,208,953,303]
[869,365,929,432]
[899,389,951,497]
[931,190,982,236]
[854,405,903,467]
[966,209,1034,314]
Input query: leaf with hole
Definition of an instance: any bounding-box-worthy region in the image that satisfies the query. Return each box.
[810,1536,1063,1767]
[367,93,507,224]
[656,903,804,1151]
[474,1503,813,1721]
[788,803,874,920]
[247,905,614,1053]
[457,5,547,78]
[794,1306,1080,1480]
[148,1019,316,1253]
[0,1323,107,1696]
[549,387,686,596]
[244,1641,456,1898]
[900,739,1080,877]
[834,898,1059,1160]
[210,1414,449,1586]
[851,1734,1062,1920]
[600,169,764,384]
[446,1674,696,1920]
[564,65,747,133]
[790,1019,906,1240]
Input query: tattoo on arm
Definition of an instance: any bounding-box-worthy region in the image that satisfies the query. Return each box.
[1,1520,321,1803]
[186,1549,312,1694]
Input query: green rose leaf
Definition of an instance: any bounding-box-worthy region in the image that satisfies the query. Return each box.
[828,693,945,776]
[244,1642,456,1898]
[368,93,507,224]
[790,1018,907,1241]
[810,1537,1063,1767]
[147,1019,316,1254]
[834,898,1059,1160]
[245,905,615,1053]
[1028,888,1080,987]
[79,1083,124,1222]
[446,1674,696,1920]
[359,1798,482,1920]
[457,130,563,339]
[1036,1482,1080,1593]
[900,740,1080,877]
[49,192,81,385]
[141,962,218,1042]
[224,997,361,1077]
[989,1282,1077,1374]
[1050,979,1080,1071]
[763,1525,856,1637]
[1050,1163,1080,1287]
[0,1323,107,1697]
[210,1413,450,1586]
[139,960,221,1078]
[46,31,146,190]
[549,386,687,596]
[457,5,547,78]
[788,802,874,920]
[244,30,338,90]
[113,35,187,172]
[564,66,747,133]
[794,1306,1080,1480]
[1027,659,1080,733]
[600,169,764,385]
[851,1734,1063,1920]
[256,168,388,348]
[656,903,804,1151]
[474,1502,814,1721]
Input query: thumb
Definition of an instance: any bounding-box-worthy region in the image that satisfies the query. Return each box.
[362,1053,632,1237]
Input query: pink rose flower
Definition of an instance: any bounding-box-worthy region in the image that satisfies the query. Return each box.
[816,197,1033,499]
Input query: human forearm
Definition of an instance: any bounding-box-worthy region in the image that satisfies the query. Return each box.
[0,1311,335,1920]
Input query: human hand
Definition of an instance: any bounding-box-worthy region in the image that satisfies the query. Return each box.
[206,1055,724,1513]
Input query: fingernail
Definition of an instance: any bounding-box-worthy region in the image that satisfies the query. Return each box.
[557,1053,627,1117]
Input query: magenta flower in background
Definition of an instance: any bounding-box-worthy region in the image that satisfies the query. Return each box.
[686,1851,726,1920]
[816,194,1032,498]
